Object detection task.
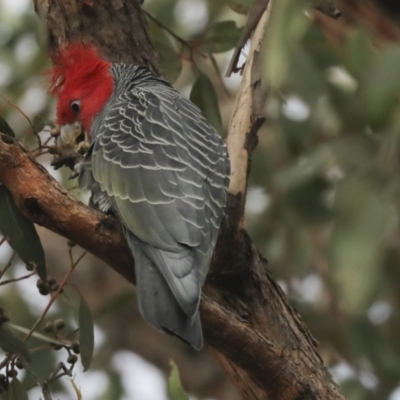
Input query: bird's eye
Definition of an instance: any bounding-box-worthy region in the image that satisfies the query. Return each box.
[70,100,81,114]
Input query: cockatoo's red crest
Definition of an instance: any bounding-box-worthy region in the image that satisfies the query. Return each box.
[47,43,113,133]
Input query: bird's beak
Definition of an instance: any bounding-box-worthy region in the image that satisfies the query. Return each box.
[59,122,82,147]
[57,122,89,155]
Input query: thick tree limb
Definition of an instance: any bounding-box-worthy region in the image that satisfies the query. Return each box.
[0,136,135,282]
[0,133,344,400]
[0,0,347,398]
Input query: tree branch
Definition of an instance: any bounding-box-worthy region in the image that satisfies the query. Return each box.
[226,6,270,200]
[0,135,135,283]
[0,132,344,399]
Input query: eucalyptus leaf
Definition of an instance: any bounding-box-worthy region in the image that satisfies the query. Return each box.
[79,296,94,371]
[0,116,15,137]
[328,178,394,313]
[360,45,400,127]
[190,73,222,133]
[200,21,242,54]
[0,185,46,280]
[167,361,189,400]
[264,0,311,87]
[33,115,45,133]
[62,286,81,325]
[0,326,31,362]
[7,323,65,346]
[154,41,182,83]
[287,46,327,105]
[9,379,28,400]
[345,29,374,79]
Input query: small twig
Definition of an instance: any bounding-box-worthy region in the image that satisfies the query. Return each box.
[23,252,86,344]
[24,360,72,399]
[22,358,53,400]
[34,150,50,158]
[32,136,54,157]
[0,237,6,247]
[48,362,72,382]
[0,94,42,147]
[209,54,231,97]
[32,146,53,158]
[0,252,16,279]
[42,384,53,400]
[0,271,36,286]
[144,10,188,47]
[65,283,84,300]
[0,355,11,371]
[143,10,207,58]
[68,247,74,266]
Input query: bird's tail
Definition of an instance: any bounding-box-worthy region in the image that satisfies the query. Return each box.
[127,236,203,350]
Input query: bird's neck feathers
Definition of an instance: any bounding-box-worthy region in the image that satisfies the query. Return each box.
[47,43,114,133]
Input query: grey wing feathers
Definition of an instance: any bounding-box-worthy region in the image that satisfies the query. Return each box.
[126,231,203,350]
[86,66,230,348]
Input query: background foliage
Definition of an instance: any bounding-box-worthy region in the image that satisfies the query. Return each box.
[0,0,400,399]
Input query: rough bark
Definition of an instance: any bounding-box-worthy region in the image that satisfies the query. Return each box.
[35,0,158,71]
[0,0,347,399]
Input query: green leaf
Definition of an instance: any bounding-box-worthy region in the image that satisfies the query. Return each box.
[154,41,182,83]
[0,185,46,280]
[9,379,28,400]
[226,0,253,14]
[33,115,45,133]
[0,116,15,137]
[7,323,65,346]
[167,361,189,400]
[79,296,94,371]
[360,45,400,127]
[62,287,81,324]
[0,391,9,400]
[264,0,311,88]
[200,21,242,54]
[190,73,222,133]
[328,178,395,313]
[0,325,31,363]
[287,46,327,105]
[345,29,374,79]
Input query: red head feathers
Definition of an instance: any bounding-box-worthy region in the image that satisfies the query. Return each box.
[47,43,114,133]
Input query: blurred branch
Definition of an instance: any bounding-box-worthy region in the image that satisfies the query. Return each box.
[313,0,400,46]
[0,272,36,286]
[312,0,341,19]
